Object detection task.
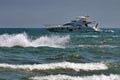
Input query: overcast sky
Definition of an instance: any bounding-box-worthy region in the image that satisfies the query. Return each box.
[0,0,120,28]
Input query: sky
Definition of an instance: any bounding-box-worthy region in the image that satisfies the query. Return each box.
[0,0,120,28]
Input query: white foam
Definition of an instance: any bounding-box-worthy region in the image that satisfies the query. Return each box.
[30,74,120,80]
[78,44,117,48]
[104,30,114,33]
[99,45,117,48]
[0,33,70,48]
[81,35,99,38]
[0,62,108,71]
[0,33,30,47]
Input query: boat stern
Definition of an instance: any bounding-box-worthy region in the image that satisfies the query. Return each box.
[92,26,101,32]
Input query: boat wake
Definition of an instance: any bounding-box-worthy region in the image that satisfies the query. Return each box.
[0,33,70,48]
[104,30,114,33]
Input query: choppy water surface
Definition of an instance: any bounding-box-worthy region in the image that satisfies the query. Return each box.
[0,28,120,80]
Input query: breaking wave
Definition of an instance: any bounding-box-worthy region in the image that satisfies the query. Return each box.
[30,74,120,80]
[0,62,108,71]
[0,33,70,48]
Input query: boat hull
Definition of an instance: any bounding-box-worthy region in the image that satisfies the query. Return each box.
[47,26,100,32]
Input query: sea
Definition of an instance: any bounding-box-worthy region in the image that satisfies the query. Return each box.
[0,28,120,80]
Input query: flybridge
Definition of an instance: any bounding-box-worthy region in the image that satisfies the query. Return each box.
[63,16,96,27]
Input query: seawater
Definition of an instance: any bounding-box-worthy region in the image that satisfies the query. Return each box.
[0,28,120,80]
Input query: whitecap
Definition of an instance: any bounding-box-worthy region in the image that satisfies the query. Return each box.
[104,30,114,33]
[79,35,99,38]
[30,74,120,80]
[77,44,117,48]
[0,33,70,48]
[0,62,108,71]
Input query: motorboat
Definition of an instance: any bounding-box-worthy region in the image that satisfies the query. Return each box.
[45,16,101,32]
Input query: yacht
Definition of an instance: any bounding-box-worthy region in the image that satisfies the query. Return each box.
[46,16,101,32]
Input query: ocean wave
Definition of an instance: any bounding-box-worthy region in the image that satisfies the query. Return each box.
[78,35,99,38]
[69,44,117,49]
[104,30,115,33]
[30,74,120,80]
[78,44,117,48]
[0,62,108,71]
[0,33,70,48]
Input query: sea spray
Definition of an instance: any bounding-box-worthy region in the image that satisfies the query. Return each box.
[0,33,70,48]
[0,33,30,47]
[31,35,70,48]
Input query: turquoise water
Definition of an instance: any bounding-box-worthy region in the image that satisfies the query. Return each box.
[0,28,120,80]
